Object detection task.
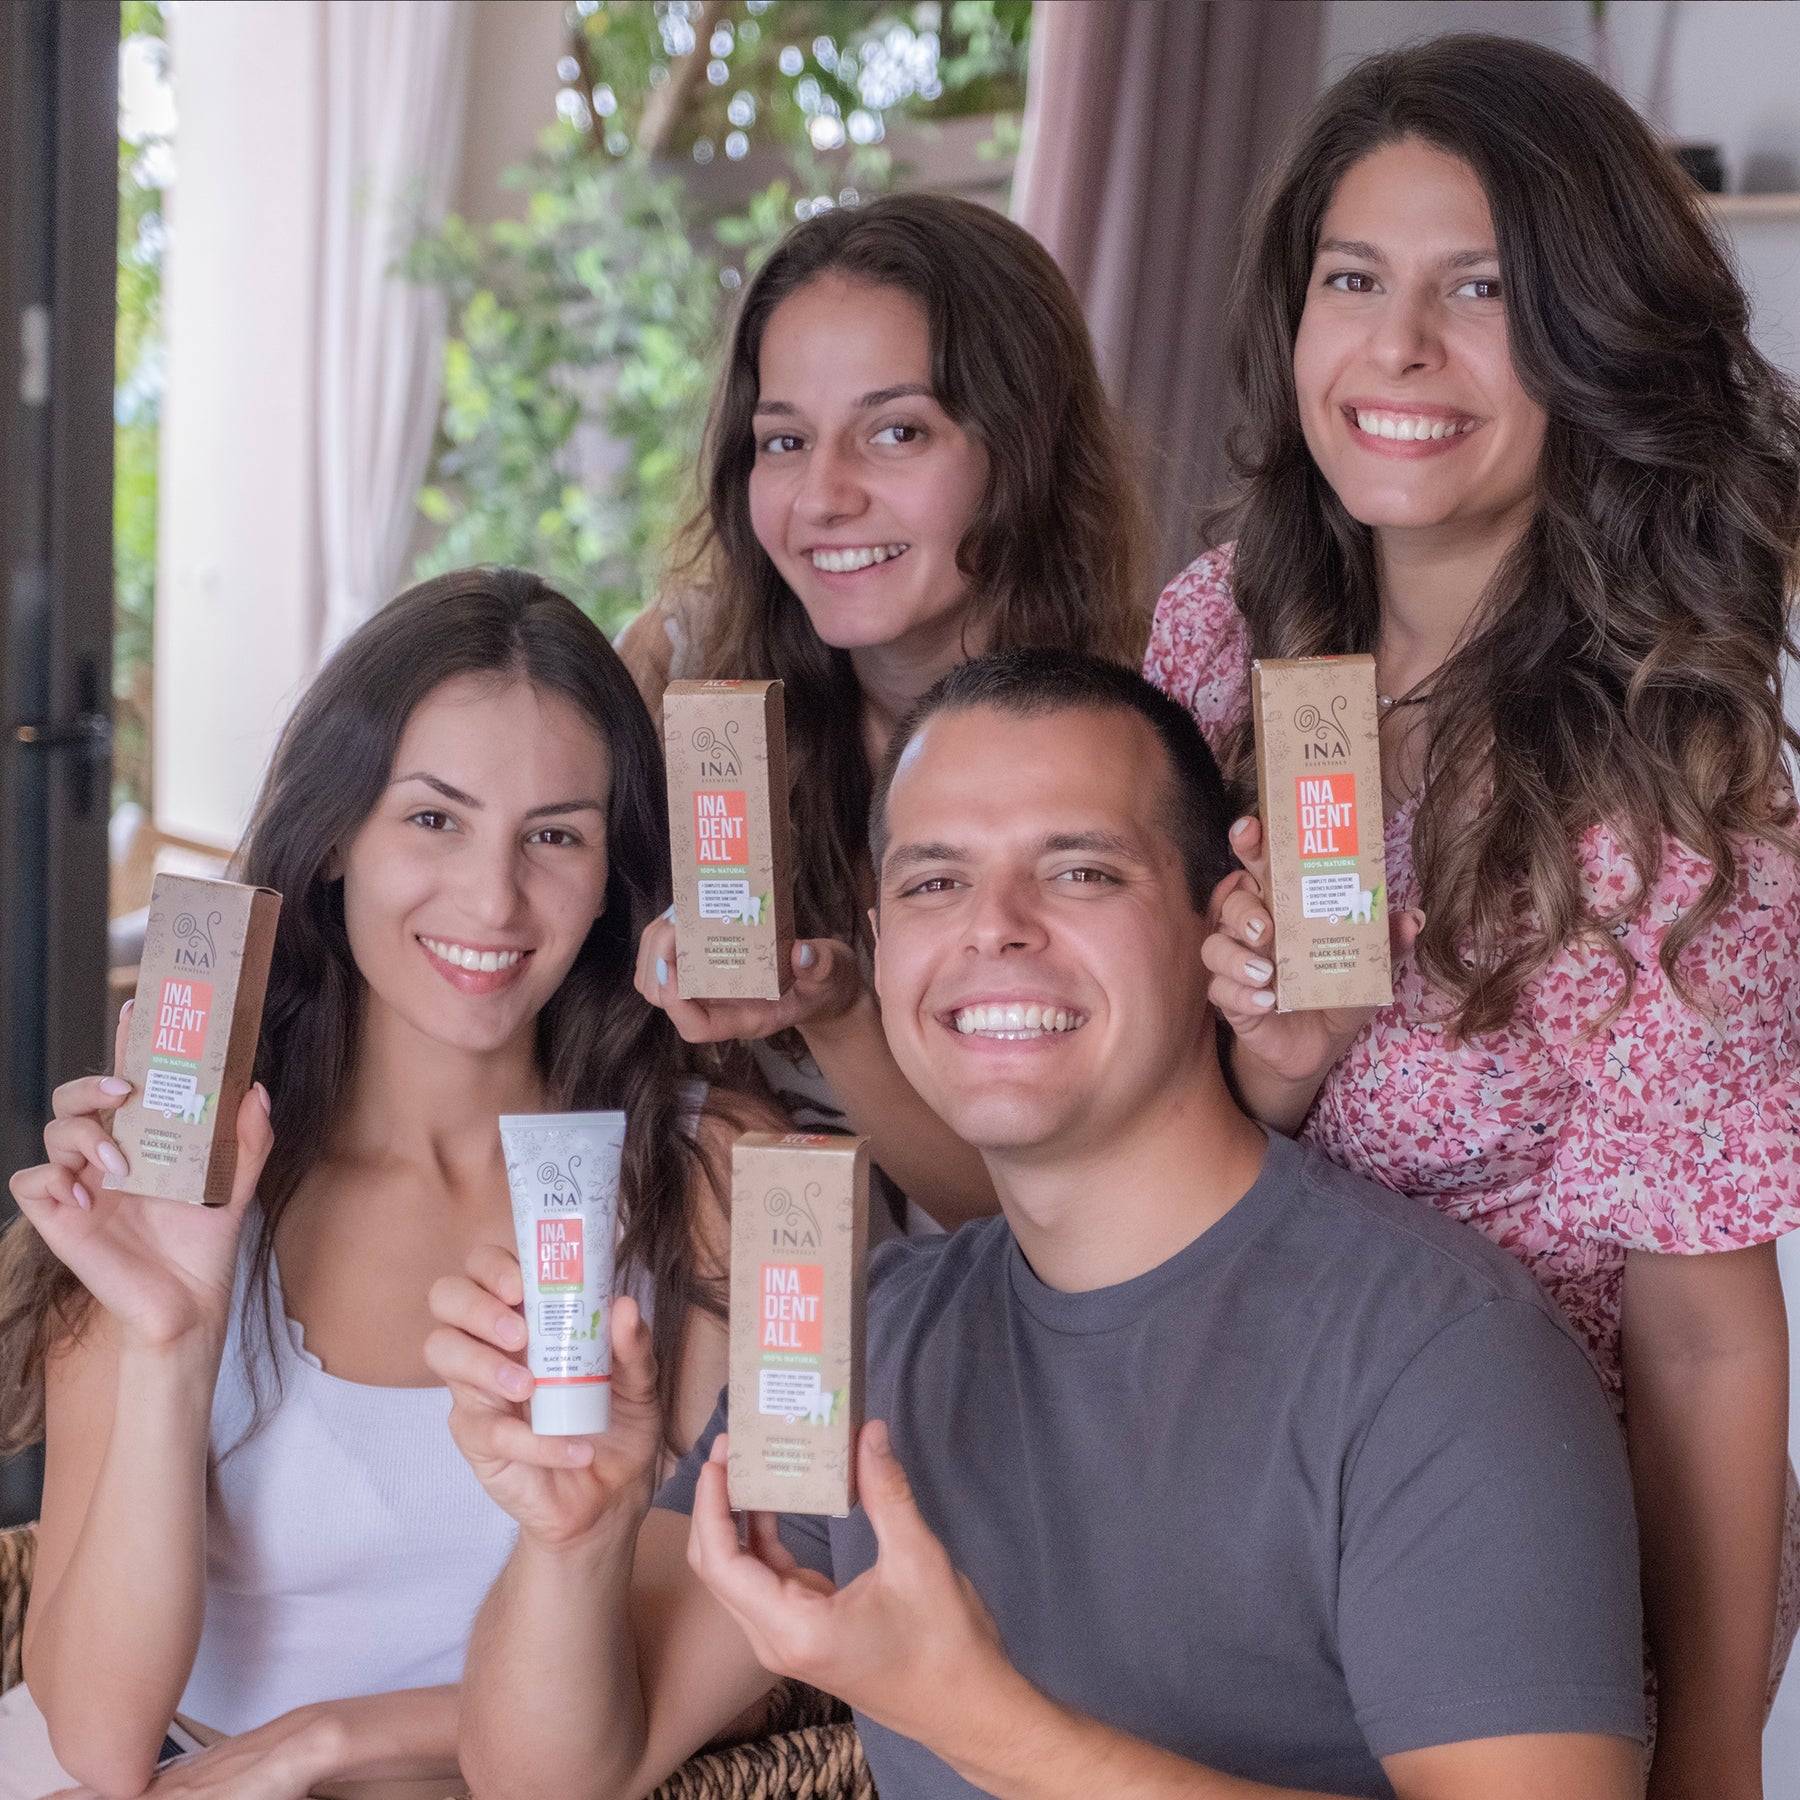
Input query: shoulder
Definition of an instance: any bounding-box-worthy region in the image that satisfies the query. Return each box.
[1277,1139,1583,1350]
[1142,544,1251,743]
[866,1216,1012,1332]
[616,588,712,713]
[1535,815,1800,1068]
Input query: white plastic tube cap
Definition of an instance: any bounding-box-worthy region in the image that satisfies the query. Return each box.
[531,1384,611,1437]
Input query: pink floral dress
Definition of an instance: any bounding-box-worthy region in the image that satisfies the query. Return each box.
[1147,546,1800,1698]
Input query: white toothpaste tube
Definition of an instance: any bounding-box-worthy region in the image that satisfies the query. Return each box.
[499,1111,626,1436]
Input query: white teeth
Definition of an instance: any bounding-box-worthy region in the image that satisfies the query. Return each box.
[1354,409,1473,441]
[950,1003,1085,1037]
[809,543,908,573]
[422,937,524,973]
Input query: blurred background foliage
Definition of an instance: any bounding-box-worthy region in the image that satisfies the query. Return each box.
[114,0,172,811]
[409,0,1030,632]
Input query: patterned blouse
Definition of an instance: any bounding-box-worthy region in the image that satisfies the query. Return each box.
[1146,546,1800,1689]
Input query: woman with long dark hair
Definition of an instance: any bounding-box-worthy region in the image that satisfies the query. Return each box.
[622,191,1150,1232]
[0,570,767,1796]
[1151,35,1800,1793]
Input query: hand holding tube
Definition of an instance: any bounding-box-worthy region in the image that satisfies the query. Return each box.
[427,1248,664,1549]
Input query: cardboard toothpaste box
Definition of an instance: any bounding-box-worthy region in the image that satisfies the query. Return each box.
[728,1132,869,1516]
[662,680,795,1001]
[105,873,281,1206]
[1249,655,1394,1012]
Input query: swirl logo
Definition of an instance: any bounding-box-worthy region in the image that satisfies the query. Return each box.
[1295,695,1351,762]
[692,719,742,779]
[537,1154,584,1209]
[171,908,221,970]
[765,1184,821,1249]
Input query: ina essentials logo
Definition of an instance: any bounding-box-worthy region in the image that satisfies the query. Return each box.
[690,720,742,781]
[765,1186,822,1251]
[535,1156,586,1210]
[1294,696,1352,763]
[171,909,221,972]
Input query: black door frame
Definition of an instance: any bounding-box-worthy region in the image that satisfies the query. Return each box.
[0,0,120,1523]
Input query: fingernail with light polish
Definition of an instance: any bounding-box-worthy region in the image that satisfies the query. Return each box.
[661,903,676,922]
[72,1182,91,1211]
[99,1077,131,1097]
[96,1141,128,1178]
[655,958,668,986]
[1231,818,1253,839]
[1252,990,1277,1009]
[1245,958,1273,984]
[120,999,134,1021]
[1244,918,1265,943]
[798,944,816,969]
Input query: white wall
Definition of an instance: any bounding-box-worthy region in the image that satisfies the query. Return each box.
[154,0,563,847]
[154,1,324,846]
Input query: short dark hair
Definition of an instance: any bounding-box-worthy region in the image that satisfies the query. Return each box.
[870,650,1235,911]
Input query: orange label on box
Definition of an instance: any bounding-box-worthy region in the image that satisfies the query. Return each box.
[153,978,213,1061]
[761,1262,823,1353]
[694,790,748,867]
[537,1217,584,1292]
[1295,774,1359,859]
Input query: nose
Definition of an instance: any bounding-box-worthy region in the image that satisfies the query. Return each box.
[1367,280,1446,380]
[457,834,529,932]
[962,870,1050,959]
[793,437,867,527]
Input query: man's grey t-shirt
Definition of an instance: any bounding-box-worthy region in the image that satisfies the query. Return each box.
[657,1133,1643,1799]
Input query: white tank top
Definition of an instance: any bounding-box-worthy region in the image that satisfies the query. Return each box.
[178,1231,521,1733]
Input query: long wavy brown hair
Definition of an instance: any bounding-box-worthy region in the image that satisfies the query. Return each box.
[1212,33,1800,1038]
[0,570,734,1455]
[678,192,1150,946]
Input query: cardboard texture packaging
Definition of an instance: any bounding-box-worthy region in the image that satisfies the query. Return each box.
[105,873,281,1206]
[1250,655,1393,1012]
[728,1132,869,1516]
[663,680,795,1001]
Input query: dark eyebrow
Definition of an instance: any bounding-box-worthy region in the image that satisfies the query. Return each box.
[1316,237,1498,271]
[882,829,1148,877]
[390,773,603,819]
[1040,830,1144,861]
[883,840,967,876]
[753,382,937,418]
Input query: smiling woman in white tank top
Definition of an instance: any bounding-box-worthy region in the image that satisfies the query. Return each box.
[1,572,771,1797]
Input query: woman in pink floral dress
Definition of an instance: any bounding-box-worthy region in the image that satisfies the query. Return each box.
[1149,38,1800,1798]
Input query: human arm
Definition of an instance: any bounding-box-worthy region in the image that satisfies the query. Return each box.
[688,1424,1641,1800]
[1623,1241,1787,1800]
[10,1016,273,1797]
[635,918,996,1228]
[50,1688,464,1800]
[425,1252,776,1800]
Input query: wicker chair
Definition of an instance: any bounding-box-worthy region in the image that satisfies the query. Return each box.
[0,1522,871,1800]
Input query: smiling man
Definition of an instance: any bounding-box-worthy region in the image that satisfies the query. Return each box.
[431,652,1647,1800]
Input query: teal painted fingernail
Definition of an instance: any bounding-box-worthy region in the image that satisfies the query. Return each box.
[798,944,816,968]
[655,958,668,986]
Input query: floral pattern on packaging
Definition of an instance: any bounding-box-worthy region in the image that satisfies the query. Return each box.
[1146,544,1800,1701]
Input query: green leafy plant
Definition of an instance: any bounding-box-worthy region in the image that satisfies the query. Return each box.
[114,0,172,810]
[410,0,1030,634]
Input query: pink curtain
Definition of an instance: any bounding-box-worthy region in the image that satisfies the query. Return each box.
[1013,0,1324,575]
